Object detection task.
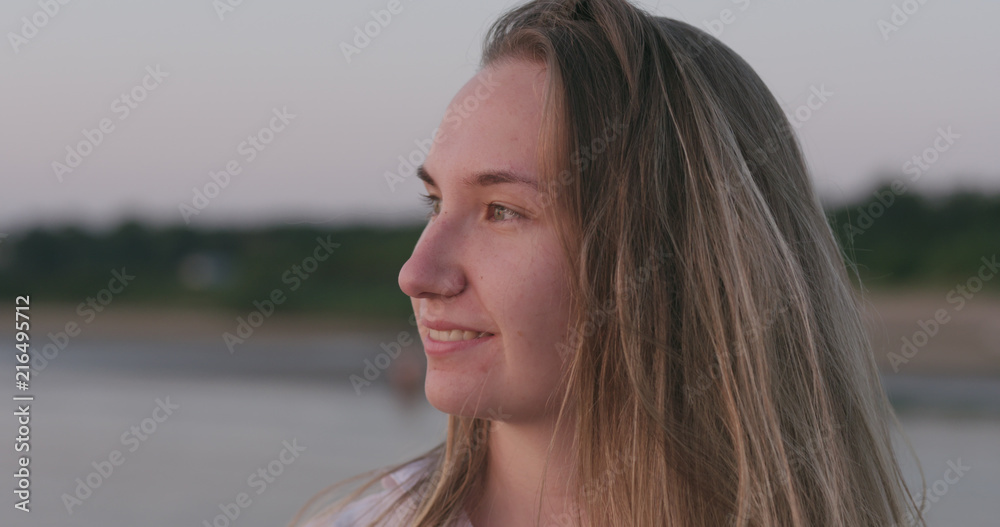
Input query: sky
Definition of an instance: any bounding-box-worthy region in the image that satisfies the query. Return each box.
[1,0,997,231]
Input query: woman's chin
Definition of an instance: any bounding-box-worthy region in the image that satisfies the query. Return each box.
[423,372,496,418]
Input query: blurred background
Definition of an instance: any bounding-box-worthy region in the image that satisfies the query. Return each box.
[1,0,997,525]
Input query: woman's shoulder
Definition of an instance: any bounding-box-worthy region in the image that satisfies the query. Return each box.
[303,457,444,527]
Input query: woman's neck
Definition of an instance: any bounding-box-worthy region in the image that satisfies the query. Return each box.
[466,414,581,527]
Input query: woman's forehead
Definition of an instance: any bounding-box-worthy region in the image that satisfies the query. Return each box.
[441,61,545,134]
[428,60,547,180]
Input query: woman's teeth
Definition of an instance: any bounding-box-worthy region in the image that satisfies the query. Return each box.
[427,328,493,341]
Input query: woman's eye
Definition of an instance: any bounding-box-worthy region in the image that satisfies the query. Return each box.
[487,203,522,222]
[419,193,440,219]
[419,193,523,223]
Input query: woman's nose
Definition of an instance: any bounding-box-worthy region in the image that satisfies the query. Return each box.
[398,214,467,300]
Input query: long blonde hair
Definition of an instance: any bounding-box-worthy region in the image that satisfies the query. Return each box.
[289,1,925,525]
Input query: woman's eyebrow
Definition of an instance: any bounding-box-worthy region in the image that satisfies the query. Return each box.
[417,165,538,191]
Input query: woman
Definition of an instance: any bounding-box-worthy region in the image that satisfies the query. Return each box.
[291,0,925,525]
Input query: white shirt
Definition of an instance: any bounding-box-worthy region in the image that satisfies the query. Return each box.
[306,457,474,526]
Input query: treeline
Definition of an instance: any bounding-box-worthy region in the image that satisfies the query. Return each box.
[1,184,997,319]
[826,184,999,290]
[0,223,424,319]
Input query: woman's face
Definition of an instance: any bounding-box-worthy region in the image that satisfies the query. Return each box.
[398,59,573,423]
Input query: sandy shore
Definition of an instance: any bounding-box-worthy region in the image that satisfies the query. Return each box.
[11,288,1000,377]
[860,289,1000,376]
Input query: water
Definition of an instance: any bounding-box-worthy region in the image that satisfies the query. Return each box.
[0,338,996,526]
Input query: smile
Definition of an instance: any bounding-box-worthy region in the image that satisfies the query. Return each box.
[426,328,494,341]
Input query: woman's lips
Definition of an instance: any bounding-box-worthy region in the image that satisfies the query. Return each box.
[421,329,495,356]
[425,328,494,341]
